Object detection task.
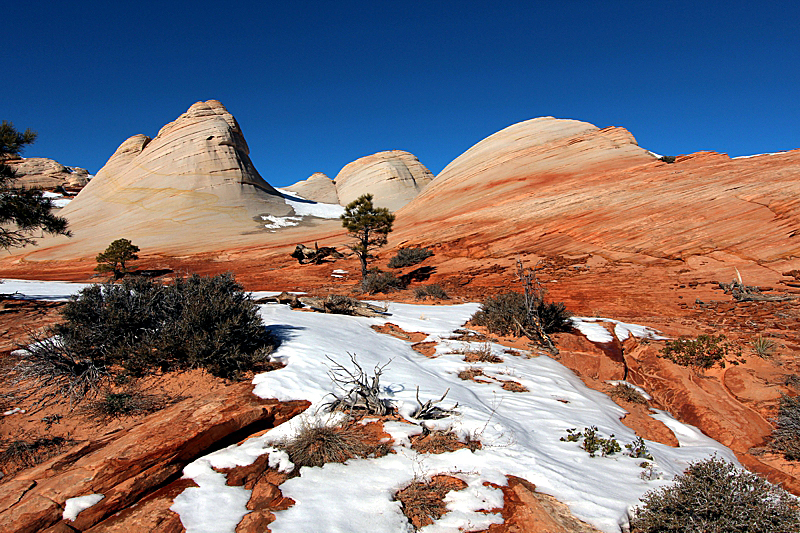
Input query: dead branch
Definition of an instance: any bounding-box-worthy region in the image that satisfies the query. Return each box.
[325,353,393,416]
[412,386,459,420]
[515,258,558,354]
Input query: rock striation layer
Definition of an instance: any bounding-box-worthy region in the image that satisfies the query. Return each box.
[56,100,292,250]
[333,150,433,211]
[283,172,339,204]
[395,117,800,265]
[5,157,91,188]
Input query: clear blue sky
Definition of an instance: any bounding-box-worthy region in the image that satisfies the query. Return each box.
[3,1,798,187]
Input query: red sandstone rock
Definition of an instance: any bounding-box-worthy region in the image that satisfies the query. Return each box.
[0,383,308,533]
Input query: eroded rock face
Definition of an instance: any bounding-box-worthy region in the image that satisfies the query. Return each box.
[283,172,339,204]
[57,100,292,250]
[395,117,800,266]
[0,382,308,533]
[333,150,433,211]
[5,157,90,188]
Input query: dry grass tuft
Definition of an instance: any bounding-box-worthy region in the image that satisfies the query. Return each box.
[501,381,529,393]
[410,428,481,454]
[609,383,647,404]
[461,343,503,363]
[0,435,74,478]
[395,475,468,529]
[457,368,485,381]
[279,421,391,468]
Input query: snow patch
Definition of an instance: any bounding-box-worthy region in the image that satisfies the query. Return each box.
[571,317,667,343]
[63,494,104,521]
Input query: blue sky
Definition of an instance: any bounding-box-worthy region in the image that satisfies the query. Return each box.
[3,1,798,187]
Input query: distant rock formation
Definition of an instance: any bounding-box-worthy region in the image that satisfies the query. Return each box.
[395,116,800,264]
[59,100,292,248]
[284,172,339,204]
[5,157,90,188]
[333,150,433,211]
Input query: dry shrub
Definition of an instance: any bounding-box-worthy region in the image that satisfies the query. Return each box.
[360,269,405,294]
[395,475,468,529]
[610,383,647,404]
[280,421,390,468]
[630,456,800,533]
[413,284,448,300]
[0,435,74,478]
[659,334,736,369]
[501,381,528,393]
[410,428,481,454]
[471,292,571,337]
[462,343,503,363]
[457,368,484,381]
[769,394,800,461]
[388,247,433,269]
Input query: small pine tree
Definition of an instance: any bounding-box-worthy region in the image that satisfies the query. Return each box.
[96,238,140,280]
[0,121,71,249]
[340,194,395,278]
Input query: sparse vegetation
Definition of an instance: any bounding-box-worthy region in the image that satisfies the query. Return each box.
[561,426,621,457]
[388,247,433,268]
[659,334,737,369]
[360,269,405,294]
[413,284,448,300]
[10,273,277,405]
[279,421,389,468]
[95,238,140,280]
[750,336,776,357]
[340,194,395,278]
[659,155,677,164]
[461,343,503,363]
[610,383,648,404]
[472,291,571,337]
[395,475,468,530]
[0,435,74,477]
[769,394,800,461]
[409,428,481,454]
[83,389,173,419]
[457,367,484,381]
[630,456,800,533]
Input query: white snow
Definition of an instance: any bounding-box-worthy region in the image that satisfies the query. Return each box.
[277,189,345,218]
[262,214,303,230]
[2,407,26,416]
[0,279,92,300]
[171,302,735,533]
[63,494,104,521]
[41,190,73,208]
[570,317,668,343]
[733,151,786,159]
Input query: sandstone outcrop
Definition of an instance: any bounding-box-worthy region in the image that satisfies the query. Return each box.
[333,150,433,211]
[0,382,308,533]
[53,100,293,252]
[283,172,339,204]
[394,117,800,266]
[5,157,91,188]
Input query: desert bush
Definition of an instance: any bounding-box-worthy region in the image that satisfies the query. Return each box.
[325,354,394,416]
[413,284,448,300]
[659,334,737,369]
[659,155,677,163]
[750,336,776,357]
[461,343,503,363]
[360,269,405,294]
[471,292,571,337]
[561,426,621,457]
[610,383,648,404]
[769,394,800,461]
[388,247,433,268]
[410,428,481,454]
[630,456,800,533]
[12,274,276,404]
[280,421,388,468]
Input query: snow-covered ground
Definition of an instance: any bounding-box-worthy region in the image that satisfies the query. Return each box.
[1,279,738,533]
[42,190,73,208]
[259,189,345,231]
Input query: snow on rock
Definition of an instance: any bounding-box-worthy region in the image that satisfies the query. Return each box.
[277,188,345,218]
[169,301,736,533]
[570,317,668,343]
[63,494,104,521]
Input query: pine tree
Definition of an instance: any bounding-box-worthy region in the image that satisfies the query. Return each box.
[95,238,140,280]
[0,121,71,249]
[340,194,395,278]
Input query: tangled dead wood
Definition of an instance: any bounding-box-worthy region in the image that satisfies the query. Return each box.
[325,353,393,416]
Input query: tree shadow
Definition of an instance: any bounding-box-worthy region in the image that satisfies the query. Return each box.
[400,266,436,286]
